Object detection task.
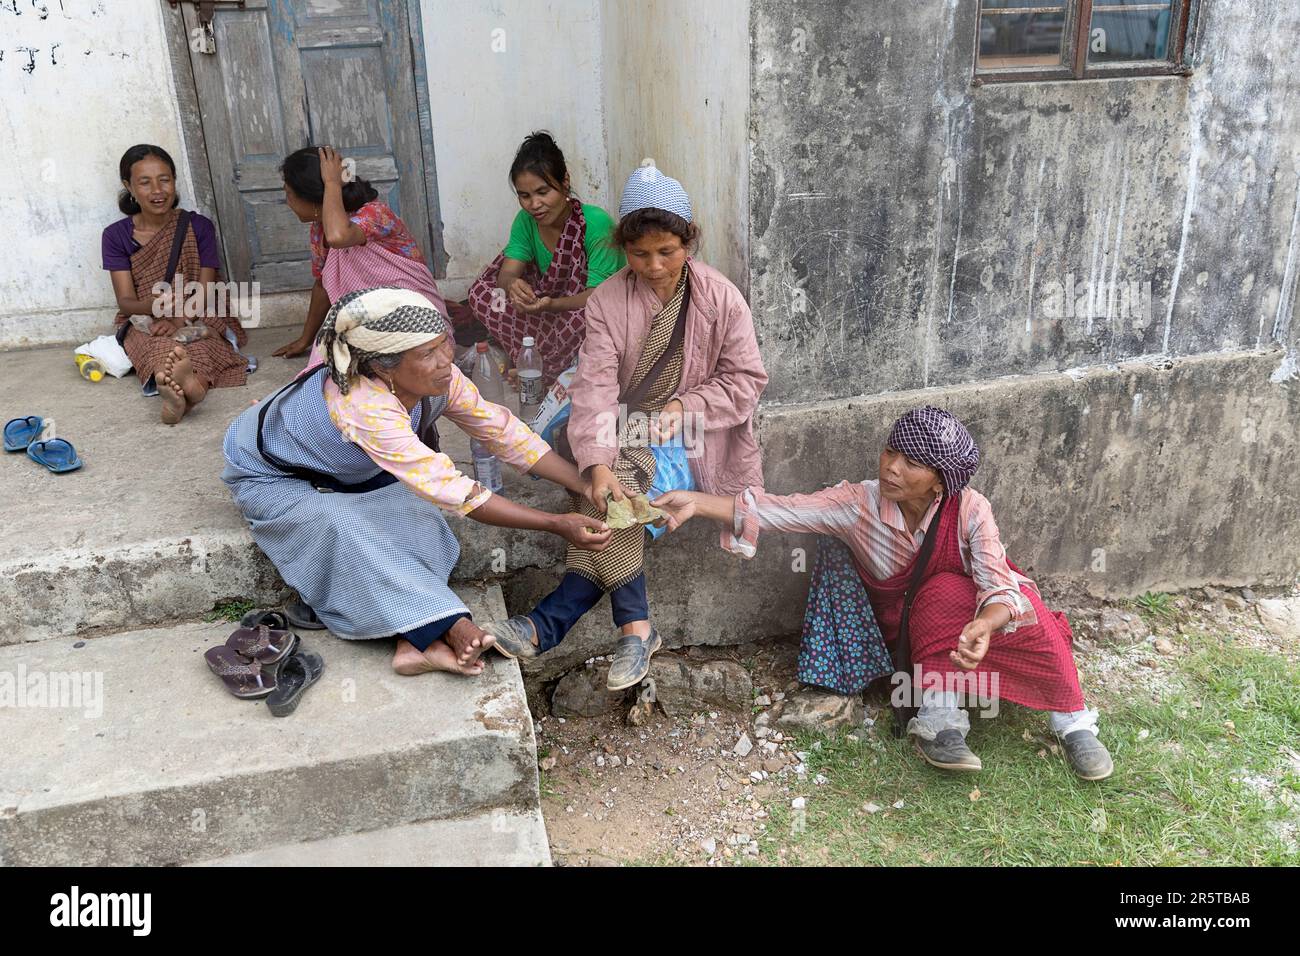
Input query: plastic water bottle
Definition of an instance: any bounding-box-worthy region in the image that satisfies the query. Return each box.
[517,336,544,425]
[74,354,105,382]
[471,342,504,492]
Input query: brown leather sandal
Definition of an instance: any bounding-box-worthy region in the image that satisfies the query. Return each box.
[203,645,282,699]
[223,624,298,666]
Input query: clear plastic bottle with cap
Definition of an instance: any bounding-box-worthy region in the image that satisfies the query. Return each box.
[517,335,544,425]
[470,341,504,493]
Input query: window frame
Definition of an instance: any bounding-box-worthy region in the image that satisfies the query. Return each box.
[973,0,1195,85]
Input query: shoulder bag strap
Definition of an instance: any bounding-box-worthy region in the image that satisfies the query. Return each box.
[890,493,947,738]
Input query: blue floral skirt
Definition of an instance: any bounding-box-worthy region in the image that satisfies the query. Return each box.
[797,536,895,695]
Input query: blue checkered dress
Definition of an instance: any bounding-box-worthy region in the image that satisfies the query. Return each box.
[221,368,467,640]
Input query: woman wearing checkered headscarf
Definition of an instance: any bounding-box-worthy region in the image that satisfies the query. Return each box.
[650,405,1113,782]
[221,287,612,678]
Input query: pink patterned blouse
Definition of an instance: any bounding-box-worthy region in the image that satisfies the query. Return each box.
[324,364,550,515]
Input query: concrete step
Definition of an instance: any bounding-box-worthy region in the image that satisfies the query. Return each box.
[0,585,548,866]
[0,329,565,646]
[193,808,551,867]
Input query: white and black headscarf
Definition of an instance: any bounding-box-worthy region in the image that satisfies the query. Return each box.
[317,286,448,394]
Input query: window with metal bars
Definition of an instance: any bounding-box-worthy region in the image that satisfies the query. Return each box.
[975,0,1196,83]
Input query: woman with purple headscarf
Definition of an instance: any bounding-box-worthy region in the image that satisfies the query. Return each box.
[653,406,1112,782]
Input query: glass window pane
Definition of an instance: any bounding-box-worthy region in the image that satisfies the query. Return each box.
[977,1,1070,71]
[1088,1,1174,64]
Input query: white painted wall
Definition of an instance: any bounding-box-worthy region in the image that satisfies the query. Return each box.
[419,0,613,299]
[601,0,751,288]
[1,0,751,346]
[0,0,202,350]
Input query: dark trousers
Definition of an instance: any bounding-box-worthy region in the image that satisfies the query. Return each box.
[400,612,470,651]
[527,572,649,652]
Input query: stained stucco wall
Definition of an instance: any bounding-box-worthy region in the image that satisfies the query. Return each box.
[419,0,612,299]
[601,0,751,287]
[749,0,1300,403]
[0,0,201,349]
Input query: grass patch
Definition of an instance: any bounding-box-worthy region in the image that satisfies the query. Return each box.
[203,599,256,623]
[757,630,1299,866]
[1136,590,1176,622]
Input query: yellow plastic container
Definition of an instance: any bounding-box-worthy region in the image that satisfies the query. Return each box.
[75,353,105,382]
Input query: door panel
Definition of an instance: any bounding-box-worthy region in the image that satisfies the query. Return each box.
[183,0,435,293]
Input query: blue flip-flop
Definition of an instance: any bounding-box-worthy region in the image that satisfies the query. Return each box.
[27,438,82,473]
[3,416,44,452]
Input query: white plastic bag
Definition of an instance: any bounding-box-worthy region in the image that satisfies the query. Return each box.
[75,334,134,378]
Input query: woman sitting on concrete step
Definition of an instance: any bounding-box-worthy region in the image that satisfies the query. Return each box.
[102,144,250,425]
[650,406,1113,781]
[482,165,768,693]
[222,287,611,677]
[273,145,448,368]
[463,131,625,388]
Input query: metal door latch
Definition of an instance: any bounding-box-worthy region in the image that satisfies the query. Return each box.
[169,1,247,55]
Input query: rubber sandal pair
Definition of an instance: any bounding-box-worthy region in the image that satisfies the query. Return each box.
[205,619,299,700]
[4,417,82,473]
[211,609,324,715]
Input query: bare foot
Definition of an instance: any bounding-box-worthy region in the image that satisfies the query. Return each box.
[163,345,208,407]
[445,618,495,667]
[156,371,187,425]
[391,637,486,677]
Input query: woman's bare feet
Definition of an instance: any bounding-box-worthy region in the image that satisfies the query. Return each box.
[163,345,208,406]
[391,637,486,677]
[156,372,187,425]
[444,617,496,667]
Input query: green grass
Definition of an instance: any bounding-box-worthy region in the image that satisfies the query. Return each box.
[756,630,1299,866]
[1136,590,1176,621]
[203,599,256,623]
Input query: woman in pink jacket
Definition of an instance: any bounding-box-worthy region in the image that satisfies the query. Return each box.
[486,165,768,690]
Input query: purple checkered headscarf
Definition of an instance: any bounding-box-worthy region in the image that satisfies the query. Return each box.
[886,406,980,494]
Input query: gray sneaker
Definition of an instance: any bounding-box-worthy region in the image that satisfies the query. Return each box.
[484,616,540,660]
[915,729,983,772]
[1061,730,1114,781]
[606,628,662,691]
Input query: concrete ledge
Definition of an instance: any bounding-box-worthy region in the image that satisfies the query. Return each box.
[193,807,551,867]
[0,592,542,867]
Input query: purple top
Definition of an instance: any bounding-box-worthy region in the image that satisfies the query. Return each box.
[101,212,221,272]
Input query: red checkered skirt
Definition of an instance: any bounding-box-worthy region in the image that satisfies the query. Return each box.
[466,199,589,385]
[859,495,1084,712]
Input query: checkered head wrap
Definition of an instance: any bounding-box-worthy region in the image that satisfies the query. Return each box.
[317,287,448,394]
[887,406,980,494]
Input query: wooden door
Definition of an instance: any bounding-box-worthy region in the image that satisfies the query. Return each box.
[181,0,438,292]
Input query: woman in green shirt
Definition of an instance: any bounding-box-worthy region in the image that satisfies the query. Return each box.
[467,132,624,387]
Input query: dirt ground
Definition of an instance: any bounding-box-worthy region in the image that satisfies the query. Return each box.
[535,586,1300,866]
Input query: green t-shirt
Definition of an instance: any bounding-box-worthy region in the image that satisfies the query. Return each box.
[502,203,625,288]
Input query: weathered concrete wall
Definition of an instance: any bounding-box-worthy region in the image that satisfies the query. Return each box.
[0,0,204,350]
[420,0,613,300]
[601,0,751,286]
[749,0,1300,402]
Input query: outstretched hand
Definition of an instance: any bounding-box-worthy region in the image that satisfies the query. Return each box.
[650,490,696,532]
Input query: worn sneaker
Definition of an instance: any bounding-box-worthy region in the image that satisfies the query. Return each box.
[606,628,662,691]
[1061,729,1114,781]
[484,616,540,660]
[915,729,983,772]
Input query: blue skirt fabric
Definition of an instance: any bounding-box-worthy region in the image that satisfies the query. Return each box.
[797,536,894,695]
[221,380,467,640]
